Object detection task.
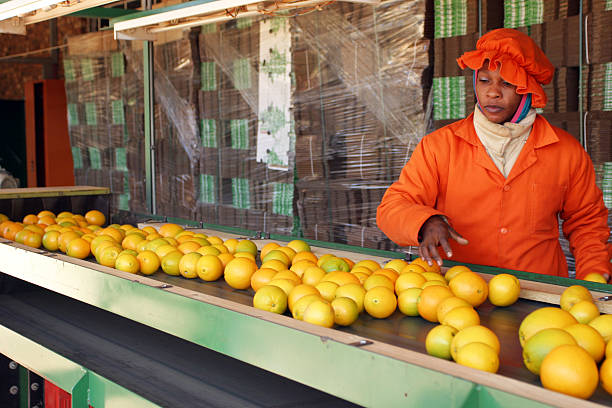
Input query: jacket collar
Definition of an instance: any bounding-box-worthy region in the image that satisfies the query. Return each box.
[454,113,560,149]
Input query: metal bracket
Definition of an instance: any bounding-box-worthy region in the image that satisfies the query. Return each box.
[348,340,373,347]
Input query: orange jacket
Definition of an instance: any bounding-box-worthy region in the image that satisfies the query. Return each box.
[377,114,610,279]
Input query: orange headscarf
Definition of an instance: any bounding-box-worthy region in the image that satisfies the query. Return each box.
[457,28,554,108]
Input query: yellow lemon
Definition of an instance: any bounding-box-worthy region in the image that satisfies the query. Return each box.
[426,324,458,360]
[456,342,499,373]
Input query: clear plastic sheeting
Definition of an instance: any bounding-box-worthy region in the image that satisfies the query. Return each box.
[64,0,432,248]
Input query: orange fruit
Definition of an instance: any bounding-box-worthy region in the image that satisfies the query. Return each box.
[292,294,323,320]
[607,340,612,359]
[395,272,427,294]
[444,265,472,281]
[195,254,224,281]
[287,239,311,254]
[276,246,296,262]
[292,251,318,265]
[137,250,160,275]
[119,249,138,258]
[262,249,290,266]
[440,306,480,331]
[364,286,397,319]
[564,323,606,363]
[335,283,366,313]
[38,215,56,226]
[155,244,179,259]
[417,285,454,322]
[233,252,256,262]
[122,234,145,251]
[410,257,441,274]
[316,254,336,268]
[488,273,520,307]
[42,230,61,251]
[14,229,30,245]
[321,271,360,286]
[145,232,163,241]
[331,297,359,326]
[315,281,339,302]
[273,269,301,285]
[540,345,598,399]
[23,231,43,248]
[58,231,82,253]
[448,271,488,307]
[455,342,499,373]
[177,240,201,254]
[421,272,446,283]
[197,246,221,256]
[222,238,239,254]
[268,279,296,296]
[158,223,184,238]
[260,259,287,272]
[425,324,458,360]
[383,259,408,274]
[146,238,171,253]
[115,252,139,274]
[253,285,287,314]
[179,252,202,279]
[212,244,229,254]
[601,358,612,395]
[289,260,316,278]
[288,284,320,311]
[351,272,369,285]
[302,266,326,286]
[372,268,399,283]
[260,242,281,260]
[224,257,257,289]
[66,238,90,259]
[235,239,258,256]
[250,268,278,292]
[22,214,39,225]
[101,227,124,243]
[84,210,106,226]
[37,210,55,219]
[187,237,210,247]
[351,266,373,276]
[352,259,380,272]
[303,300,335,328]
[363,274,394,292]
[161,250,183,276]
[518,307,578,347]
[583,273,607,284]
[217,252,234,268]
[400,263,426,275]
[205,236,223,245]
[569,300,600,324]
[4,222,23,241]
[397,287,422,316]
[560,285,593,311]
[436,296,472,323]
[141,226,157,235]
[589,315,612,342]
[451,325,500,361]
[522,328,577,375]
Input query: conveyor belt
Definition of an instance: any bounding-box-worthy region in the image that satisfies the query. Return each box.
[150,270,612,405]
[0,283,358,408]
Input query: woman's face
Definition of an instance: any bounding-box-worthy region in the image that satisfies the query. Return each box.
[475,63,523,124]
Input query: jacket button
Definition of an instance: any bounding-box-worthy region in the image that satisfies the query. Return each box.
[503,185,511,191]
[500,227,508,234]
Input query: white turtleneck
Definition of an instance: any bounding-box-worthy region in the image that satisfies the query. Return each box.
[472,107,536,178]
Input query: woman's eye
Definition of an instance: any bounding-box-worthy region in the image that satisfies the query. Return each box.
[503,81,512,87]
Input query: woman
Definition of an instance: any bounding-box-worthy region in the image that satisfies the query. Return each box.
[376,28,610,280]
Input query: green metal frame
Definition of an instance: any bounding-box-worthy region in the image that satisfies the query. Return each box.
[0,239,605,407]
[70,7,140,19]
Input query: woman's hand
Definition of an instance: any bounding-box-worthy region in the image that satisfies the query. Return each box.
[418,215,469,266]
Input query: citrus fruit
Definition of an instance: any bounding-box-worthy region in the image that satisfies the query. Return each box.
[335,283,366,313]
[161,251,183,276]
[569,300,600,324]
[321,271,359,286]
[303,300,334,328]
[158,223,184,238]
[250,268,278,292]
[395,272,427,295]
[397,287,422,316]
[448,271,488,307]
[383,259,408,274]
[363,274,394,292]
[115,253,139,274]
[410,257,441,274]
[205,236,223,245]
[261,259,288,272]
[426,324,458,360]
[456,342,499,373]
[217,253,234,268]
[352,259,380,272]
[444,265,472,281]
[351,266,373,276]
[440,306,480,331]
[417,285,454,322]
[273,269,301,285]
[195,254,224,281]
[197,245,221,256]
[253,285,288,314]
[564,323,606,363]
[436,296,472,323]
[97,245,122,268]
[540,345,598,399]
[560,285,593,311]
[421,280,447,289]
[372,268,399,283]
[364,286,397,319]
[331,297,359,326]
[292,294,323,320]
[122,234,145,251]
[177,241,201,255]
[260,242,281,260]
[136,250,160,275]
[37,210,55,219]
[85,210,106,226]
[58,231,81,253]
[235,239,258,256]
[292,251,318,265]
[262,250,290,266]
[351,272,369,285]
[155,244,179,259]
[287,239,311,254]
[583,273,607,284]
[224,257,257,289]
[315,281,339,302]
[288,284,320,311]
[320,257,350,273]
[22,214,38,225]
[42,230,61,251]
[451,325,500,361]
[601,358,612,395]
[178,252,202,279]
[268,279,296,296]
[588,314,612,342]
[522,328,577,375]
[222,238,239,254]
[488,273,520,307]
[518,307,577,347]
[66,238,90,259]
[400,263,426,275]
[276,246,296,262]
[23,231,42,248]
[422,272,446,283]
[290,260,316,278]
